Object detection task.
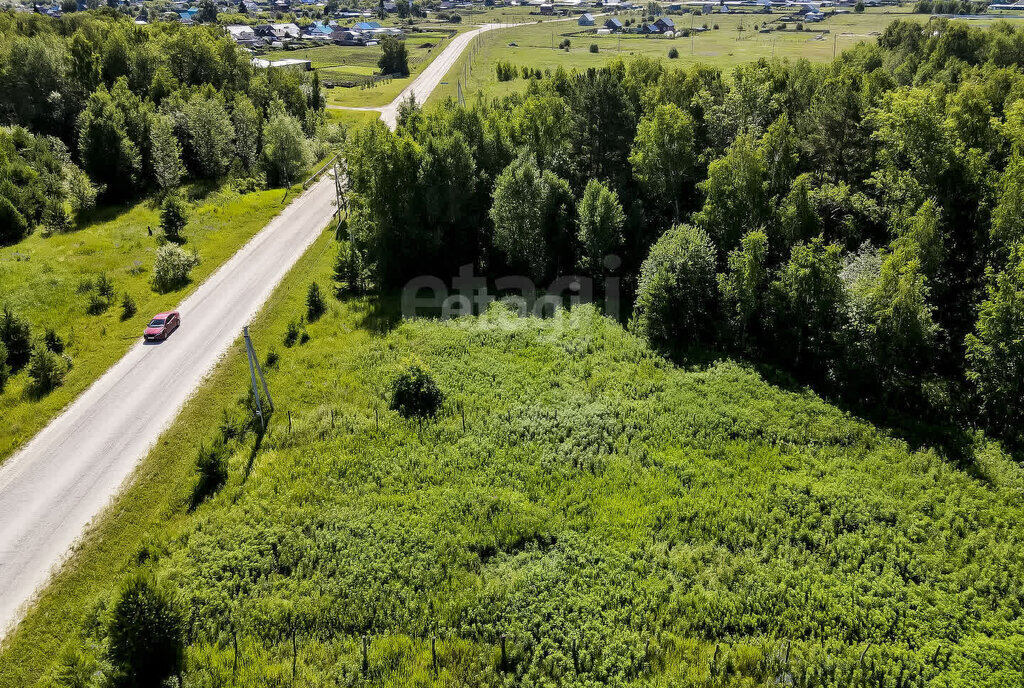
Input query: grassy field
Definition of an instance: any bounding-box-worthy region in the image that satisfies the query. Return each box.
[429,8,1024,104]
[4,220,1024,685]
[270,29,464,108]
[0,185,299,464]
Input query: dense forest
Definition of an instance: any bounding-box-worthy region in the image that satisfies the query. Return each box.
[0,10,327,244]
[343,18,1024,455]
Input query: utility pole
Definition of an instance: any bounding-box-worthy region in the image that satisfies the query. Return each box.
[243,326,273,430]
[833,31,837,58]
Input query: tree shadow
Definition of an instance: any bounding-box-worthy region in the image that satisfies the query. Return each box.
[664,344,980,468]
[355,292,403,335]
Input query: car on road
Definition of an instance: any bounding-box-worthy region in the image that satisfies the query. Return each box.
[144,311,180,341]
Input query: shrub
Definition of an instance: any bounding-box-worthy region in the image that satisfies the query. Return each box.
[713,23,719,29]
[152,244,200,292]
[160,194,188,242]
[855,0,865,10]
[668,47,679,58]
[0,304,32,370]
[44,328,65,354]
[307,282,326,321]
[264,348,279,369]
[589,43,599,53]
[0,194,29,245]
[390,359,444,420]
[107,571,185,687]
[796,22,803,30]
[191,441,229,507]
[43,198,73,235]
[27,343,67,393]
[496,61,517,81]
[121,291,137,320]
[559,38,571,49]
[284,319,300,347]
[86,291,109,316]
[96,273,115,300]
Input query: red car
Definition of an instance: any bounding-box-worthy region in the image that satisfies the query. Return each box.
[144,311,180,341]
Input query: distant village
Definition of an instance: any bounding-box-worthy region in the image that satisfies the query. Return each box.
[22,0,910,49]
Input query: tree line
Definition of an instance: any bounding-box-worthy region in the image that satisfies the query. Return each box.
[343,18,1024,453]
[0,10,326,243]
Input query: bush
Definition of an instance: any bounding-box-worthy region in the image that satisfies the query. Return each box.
[121,291,137,320]
[668,47,679,58]
[264,348,279,369]
[107,571,185,687]
[87,291,109,315]
[713,23,719,29]
[0,304,32,370]
[44,328,65,354]
[855,0,865,10]
[27,343,67,393]
[390,359,444,420]
[159,194,188,242]
[96,272,115,300]
[559,38,571,49]
[87,273,115,314]
[796,22,803,30]
[589,43,599,53]
[152,244,200,292]
[284,319,300,347]
[191,441,229,507]
[496,61,517,81]
[0,194,29,245]
[307,282,326,321]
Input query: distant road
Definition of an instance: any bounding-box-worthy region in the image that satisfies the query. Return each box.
[0,15,514,643]
[330,20,526,127]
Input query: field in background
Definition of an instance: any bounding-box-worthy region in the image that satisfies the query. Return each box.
[0,185,299,464]
[268,27,464,108]
[428,8,1024,104]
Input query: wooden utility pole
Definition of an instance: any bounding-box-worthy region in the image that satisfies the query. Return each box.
[243,326,273,430]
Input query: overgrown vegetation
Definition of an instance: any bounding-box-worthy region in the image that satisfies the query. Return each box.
[29,301,1024,687]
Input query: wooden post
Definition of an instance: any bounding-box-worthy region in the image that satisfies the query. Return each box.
[859,641,871,666]
[288,410,292,434]
[432,635,438,673]
[461,404,466,433]
[500,634,507,671]
[362,634,369,675]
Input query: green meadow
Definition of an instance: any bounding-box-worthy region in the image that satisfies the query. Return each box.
[270,29,464,108]
[0,186,298,464]
[429,8,1024,104]
[4,226,1024,685]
